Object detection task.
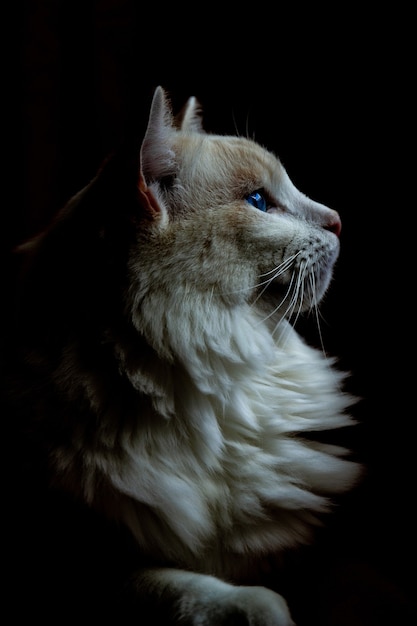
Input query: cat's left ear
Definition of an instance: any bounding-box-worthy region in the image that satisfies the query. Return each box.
[176,96,205,133]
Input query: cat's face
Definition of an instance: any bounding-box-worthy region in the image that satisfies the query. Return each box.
[132,88,341,320]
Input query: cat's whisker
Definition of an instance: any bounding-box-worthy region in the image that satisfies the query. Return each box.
[270,276,300,339]
[245,110,251,141]
[251,254,301,306]
[255,273,297,328]
[272,262,309,340]
[292,263,309,326]
[221,253,300,298]
[256,261,304,339]
[258,252,301,278]
[308,271,327,357]
[287,266,305,315]
[230,109,238,136]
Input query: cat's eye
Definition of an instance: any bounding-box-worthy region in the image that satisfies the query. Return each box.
[245,190,268,212]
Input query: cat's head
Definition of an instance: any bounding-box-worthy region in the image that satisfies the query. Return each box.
[132,86,342,316]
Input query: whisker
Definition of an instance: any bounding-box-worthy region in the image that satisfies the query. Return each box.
[309,271,327,357]
[259,252,302,278]
[271,262,307,341]
[231,108,240,137]
[290,263,308,327]
[270,278,300,339]
[286,284,302,328]
[221,252,300,297]
[251,252,302,306]
[245,110,251,140]
[255,256,306,339]
[252,261,295,305]
[255,273,297,326]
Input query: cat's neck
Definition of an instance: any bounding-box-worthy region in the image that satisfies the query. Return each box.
[122,295,351,429]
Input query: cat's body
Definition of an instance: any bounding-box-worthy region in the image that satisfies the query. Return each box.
[3,87,360,624]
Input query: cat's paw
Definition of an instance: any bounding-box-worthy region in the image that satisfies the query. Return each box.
[177,580,295,626]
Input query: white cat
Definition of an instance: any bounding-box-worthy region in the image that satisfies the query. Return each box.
[5,86,360,624]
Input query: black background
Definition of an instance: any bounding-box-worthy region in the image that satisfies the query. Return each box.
[10,1,415,624]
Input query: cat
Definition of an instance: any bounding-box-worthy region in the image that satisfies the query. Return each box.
[3,86,361,625]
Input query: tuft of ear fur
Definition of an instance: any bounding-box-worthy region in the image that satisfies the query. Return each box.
[177,96,205,133]
[140,86,177,182]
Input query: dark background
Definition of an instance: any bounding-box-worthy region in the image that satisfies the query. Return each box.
[10,1,415,624]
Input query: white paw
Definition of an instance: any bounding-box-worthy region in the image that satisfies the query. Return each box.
[227,585,295,625]
[177,580,295,625]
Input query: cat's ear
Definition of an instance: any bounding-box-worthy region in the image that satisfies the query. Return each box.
[140,86,177,182]
[176,96,205,133]
[138,86,178,218]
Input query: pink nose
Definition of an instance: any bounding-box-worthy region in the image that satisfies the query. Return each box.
[326,212,342,238]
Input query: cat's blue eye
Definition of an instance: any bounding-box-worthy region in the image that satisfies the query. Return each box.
[245,190,267,212]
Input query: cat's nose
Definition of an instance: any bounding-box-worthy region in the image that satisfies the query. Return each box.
[325,211,342,238]
[304,198,342,238]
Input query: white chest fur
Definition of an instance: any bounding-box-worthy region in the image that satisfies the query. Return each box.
[102,302,359,573]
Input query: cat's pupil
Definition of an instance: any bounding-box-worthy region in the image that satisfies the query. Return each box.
[246,190,267,212]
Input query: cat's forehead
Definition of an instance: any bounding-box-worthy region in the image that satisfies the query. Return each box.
[177,133,285,187]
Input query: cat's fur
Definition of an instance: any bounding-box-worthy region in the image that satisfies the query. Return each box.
[3,86,360,624]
